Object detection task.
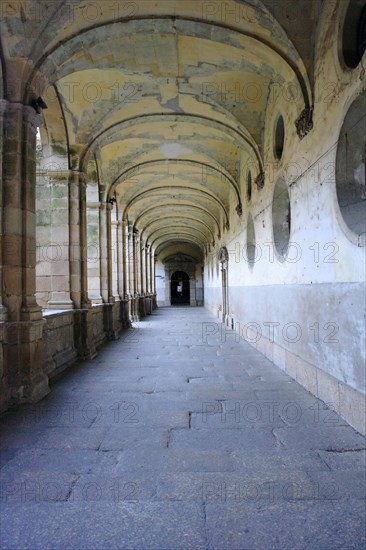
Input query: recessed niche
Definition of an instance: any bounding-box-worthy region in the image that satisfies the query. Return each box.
[342,0,366,69]
[246,214,256,268]
[272,177,291,258]
[335,92,366,240]
[247,171,252,202]
[274,115,285,160]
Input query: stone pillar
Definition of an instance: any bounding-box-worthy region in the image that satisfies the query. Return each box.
[2,102,49,403]
[111,213,119,300]
[145,244,150,294]
[69,171,90,309]
[128,223,135,296]
[141,240,146,295]
[132,229,139,320]
[44,172,73,309]
[152,253,157,309]
[127,223,135,320]
[149,250,153,294]
[189,276,197,306]
[135,233,142,295]
[86,200,102,304]
[69,171,95,359]
[0,100,8,321]
[99,203,109,303]
[117,218,124,298]
[120,219,130,328]
[153,254,157,293]
[122,220,129,297]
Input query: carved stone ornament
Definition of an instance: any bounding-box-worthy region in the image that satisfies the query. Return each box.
[218,246,229,263]
[295,107,313,139]
[255,172,265,190]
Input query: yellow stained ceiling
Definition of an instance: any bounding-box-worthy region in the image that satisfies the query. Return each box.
[0,0,314,253]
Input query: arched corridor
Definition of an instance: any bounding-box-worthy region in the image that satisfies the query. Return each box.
[1,307,365,549]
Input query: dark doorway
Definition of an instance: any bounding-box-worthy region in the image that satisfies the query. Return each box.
[171,271,190,305]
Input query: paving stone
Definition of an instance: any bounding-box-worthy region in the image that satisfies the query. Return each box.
[156,470,316,502]
[231,450,329,472]
[115,449,235,473]
[0,501,206,550]
[0,426,46,449]
[205,499,366,549]
[273,425,366,451]
[318,449,366,471]
[0,449,120,476]
[0,472,78,503]
[70,474,157,502]
[30,427,108,450]
[305,469,366,500]
[100,427,169,451]
[170,427,277,452]
[189,407,285,429]
[0,449,18,470]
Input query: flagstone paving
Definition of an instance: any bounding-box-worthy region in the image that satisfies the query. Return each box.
[1,307,365,549]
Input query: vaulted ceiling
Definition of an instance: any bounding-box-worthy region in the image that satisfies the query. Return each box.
[0,0,318,255]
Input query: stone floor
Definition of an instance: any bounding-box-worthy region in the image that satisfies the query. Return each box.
[1,307,365,550]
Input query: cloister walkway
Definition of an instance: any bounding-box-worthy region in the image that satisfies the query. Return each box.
[0,307,365,549]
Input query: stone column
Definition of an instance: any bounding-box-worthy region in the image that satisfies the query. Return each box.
[2,102,49,403]
[99,203,109,303]
[117,218,124,298]
[69,171,90,309]
[153,254,157,293]
[69,171,95,359]
[128,223,135,296]
[149,250,153,294]
[189,276,197,306]
[135,233,142,295]
[145,244,150,294]
[111,221,119,299]
[0,100,7,410]
[120,219,130,328]
[0,100,8,321]
[122,220,129,297]
[41,170,73,310]
[86,200,102,304]
[106,203,115,302]
[140,239,146,295]
[152,253,157,308]
[127,223,135,320]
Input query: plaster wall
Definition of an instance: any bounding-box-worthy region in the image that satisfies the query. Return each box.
[204,7,366,433]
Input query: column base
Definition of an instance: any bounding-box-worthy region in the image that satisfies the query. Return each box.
[103,303,121,340]
[5,319,50,404]
[74,309,98,360]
